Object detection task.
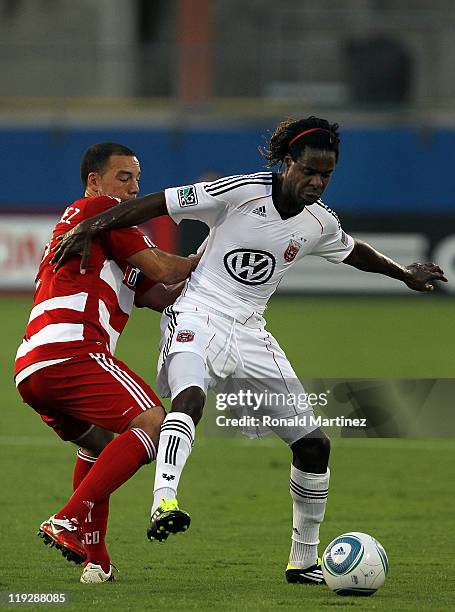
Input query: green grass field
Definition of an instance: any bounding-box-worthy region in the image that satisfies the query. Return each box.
[1,295,454,611]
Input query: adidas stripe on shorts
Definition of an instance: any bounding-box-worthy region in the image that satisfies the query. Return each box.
[17,352,161,441]
[157,302,319,444]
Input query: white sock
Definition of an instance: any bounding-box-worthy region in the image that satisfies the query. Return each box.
[152,412,195,513]
[289,465,330,569]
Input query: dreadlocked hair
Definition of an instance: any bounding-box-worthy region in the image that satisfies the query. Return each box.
[261,116,340,168]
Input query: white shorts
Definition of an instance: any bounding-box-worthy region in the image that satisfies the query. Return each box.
[156,302,319,444]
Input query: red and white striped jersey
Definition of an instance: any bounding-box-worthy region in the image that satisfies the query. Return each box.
[15,195,155,383]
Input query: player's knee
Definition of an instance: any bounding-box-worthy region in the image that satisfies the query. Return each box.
[73,426,114,456]
[172,386,205,425]
[128,405,166,446]
[291,428,331,472]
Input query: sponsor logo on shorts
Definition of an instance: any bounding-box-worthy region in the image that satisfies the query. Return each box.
[224,249,275,285]
[177,185,198,207]
[176,329,195,342]
[284,239,301,262]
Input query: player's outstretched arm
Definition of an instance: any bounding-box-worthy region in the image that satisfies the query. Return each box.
[136,281,187,313]
[51,191,168,272]
[134,245,203,312]
[343,239,447,292]
[128,249,201,286]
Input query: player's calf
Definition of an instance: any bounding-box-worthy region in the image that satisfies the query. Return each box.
[171,386,205,425]
[291,428,331,473]
[147,387,203,542]
[151,388,201,513]
[72,426,114,456]
[50,414,162,531]
[71,446,112,578]
[287,429,331,576]
[38,412,163,569]
[127,405,166,447]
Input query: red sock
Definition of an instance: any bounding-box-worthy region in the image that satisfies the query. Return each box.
[57,428,155,526]
[74,449,111,574]
[73,448,96,490]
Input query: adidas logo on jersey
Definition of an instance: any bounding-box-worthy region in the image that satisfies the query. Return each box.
[251,205,267,217]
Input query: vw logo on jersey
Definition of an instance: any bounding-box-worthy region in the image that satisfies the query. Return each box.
[224,249,276,285]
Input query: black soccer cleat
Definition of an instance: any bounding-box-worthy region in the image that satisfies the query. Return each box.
[285,561,325,585]
[147,499,191,542]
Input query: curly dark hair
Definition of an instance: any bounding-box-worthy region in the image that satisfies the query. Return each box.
[261,116,340,167]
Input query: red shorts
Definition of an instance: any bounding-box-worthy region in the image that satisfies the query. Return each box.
[17,352,162,441]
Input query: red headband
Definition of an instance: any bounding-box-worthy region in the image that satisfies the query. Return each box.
[289,128,331,147]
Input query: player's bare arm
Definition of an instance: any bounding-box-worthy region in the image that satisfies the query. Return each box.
[136,281,187,312]
[134,244,204,311]
[52,191,168,271]
[343,239,447,292]
[128,248,200,286]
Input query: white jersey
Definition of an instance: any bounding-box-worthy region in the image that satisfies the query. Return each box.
[165,172,354,323]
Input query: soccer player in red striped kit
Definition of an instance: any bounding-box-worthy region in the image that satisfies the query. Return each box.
[14,143,195,583]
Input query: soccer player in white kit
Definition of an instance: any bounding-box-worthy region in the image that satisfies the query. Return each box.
[52,116,447,585]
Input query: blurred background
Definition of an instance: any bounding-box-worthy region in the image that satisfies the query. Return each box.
[1,0,455,296]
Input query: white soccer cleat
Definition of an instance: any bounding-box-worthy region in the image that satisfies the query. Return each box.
[80,562,115,583]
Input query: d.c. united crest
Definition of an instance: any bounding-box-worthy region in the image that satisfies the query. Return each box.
[176,330,195,342]
[284,239,301,262]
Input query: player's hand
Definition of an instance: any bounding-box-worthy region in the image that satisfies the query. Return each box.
[404,262,447,292]
[50,219,94,274]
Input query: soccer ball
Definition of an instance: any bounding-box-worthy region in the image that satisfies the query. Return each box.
[322,532,388,596]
